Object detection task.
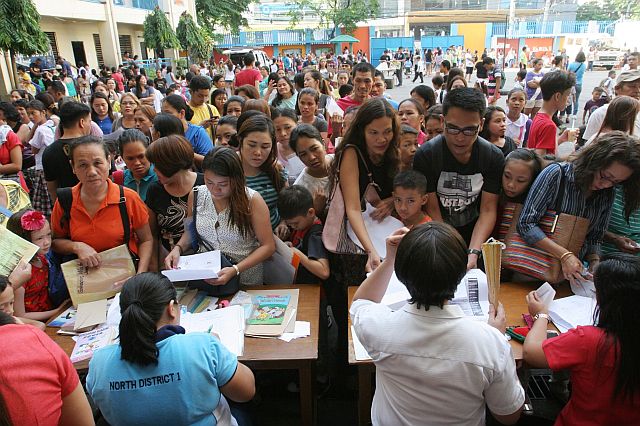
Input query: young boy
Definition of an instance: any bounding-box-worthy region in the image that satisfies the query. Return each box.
[399,125,419,171]
[583,86,607,124]
[527,71,576,156]
[513,69,527,90]
[278,186,330,284]
[393,170,432,227]
[600,70,616,98]
[432,75,444,104]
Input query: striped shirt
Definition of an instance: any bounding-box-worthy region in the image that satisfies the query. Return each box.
[517,162,614,258]
[601,186,640,256]
[245,169,288,230]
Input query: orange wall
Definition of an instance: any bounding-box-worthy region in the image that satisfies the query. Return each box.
[340,27,370,57]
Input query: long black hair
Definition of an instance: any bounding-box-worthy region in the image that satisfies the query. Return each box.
[594,253,640,400]
[119,273,177,366]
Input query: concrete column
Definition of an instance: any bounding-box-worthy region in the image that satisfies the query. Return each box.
[100,0,122,67]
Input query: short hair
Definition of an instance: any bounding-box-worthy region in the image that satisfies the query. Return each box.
[48,80,66,94]
[393,169,427,194]
[431,75,444,87]
[189,75,211,92]
[152,113,184,138]
[234,84,260,100]
[440,60,451,71]
[374,69,384,79]
[482,57,495,65]
[516,69,527,81]
[395,222,468,310]
[243,52,255,66]
[400,124,419,136]
[539,71,576,101]
[410,85,436,109]
[592,86,605,94]
[351,61,375,79]
[0,102,20,123]
[145,135,194,177]
[278,185,314,219]
[425,104,443,121]
[442,87,486,118]
[338,84,353,98]
[290,123,324,153]
[59,101,91,130]
[0,276,7,295]
[69,135,110,162]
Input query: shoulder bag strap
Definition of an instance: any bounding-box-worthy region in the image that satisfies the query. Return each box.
[550,164,566,233]
[117,185,132,252]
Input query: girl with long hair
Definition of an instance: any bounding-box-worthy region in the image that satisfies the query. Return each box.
[90,92,117,135]
[132,74,156,106]
[479,106,518,157]
[271,107,305,185]
[270,76,297,111]
[590,95,639,144]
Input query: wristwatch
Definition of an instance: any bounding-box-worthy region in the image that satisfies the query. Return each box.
[467,248,482,256]
[534,313,550,321]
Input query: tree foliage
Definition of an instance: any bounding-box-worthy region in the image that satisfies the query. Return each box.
[287,0,380,36]
[576,0,640,21]
[176,11,213,63]
[0,0,49,55]
[195,0,254,37]
[143,6,180,53]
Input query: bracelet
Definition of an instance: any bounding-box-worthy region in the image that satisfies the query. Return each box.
[559,251,574,263]
[534,312,550,322]
[232,264,240,276]
[468,248,482,257]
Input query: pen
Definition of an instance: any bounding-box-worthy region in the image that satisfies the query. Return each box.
[207,324,213,334]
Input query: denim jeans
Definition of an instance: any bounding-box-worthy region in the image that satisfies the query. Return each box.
[572,84,582,116]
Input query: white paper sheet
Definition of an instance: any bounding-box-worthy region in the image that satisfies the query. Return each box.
[380,272,411,310]
[180,305,245,356]
[161,250,221,282]
[351,326,373,361]
[536,282,557,307]
[279,321,311,342]
[570,278,596,298]
[549,295,597,333]
[450,269,490,321]
[346,202,404,259]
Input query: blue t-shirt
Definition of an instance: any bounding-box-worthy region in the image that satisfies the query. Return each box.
[86,333,238,426]
[185,123,213,155]
[123,165,158,202]
[95,116,114,135]
[568,62,586,85]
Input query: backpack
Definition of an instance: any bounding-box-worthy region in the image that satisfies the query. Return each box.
[499,69,506,89]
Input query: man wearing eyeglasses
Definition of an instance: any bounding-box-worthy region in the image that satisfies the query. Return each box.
[413,88,505,270]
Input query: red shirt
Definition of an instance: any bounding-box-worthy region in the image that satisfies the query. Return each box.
[234,68,262,88]
[543,326,640,426]
[527,112,556,154]
[111,72,125,92]
[0,129,28,191]
[336,95,363,112]
[23,254,53,312]
[0,325,80,426]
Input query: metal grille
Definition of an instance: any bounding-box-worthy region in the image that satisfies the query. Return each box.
[93,34,104,67]
[119,35,132,59]
[45,32,59,58]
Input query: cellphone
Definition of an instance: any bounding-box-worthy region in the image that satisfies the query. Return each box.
[547,330,559,339]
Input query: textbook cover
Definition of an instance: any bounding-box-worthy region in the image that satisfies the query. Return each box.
[247,295,291,325]
[70,325,116,363]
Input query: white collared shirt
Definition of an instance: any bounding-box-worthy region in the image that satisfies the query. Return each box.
[351,299,524,426]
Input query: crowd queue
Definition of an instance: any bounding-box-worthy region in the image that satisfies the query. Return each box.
[1,47,640,425]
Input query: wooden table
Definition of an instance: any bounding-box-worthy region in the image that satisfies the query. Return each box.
[46,285,321,426]
[347,281,572,426]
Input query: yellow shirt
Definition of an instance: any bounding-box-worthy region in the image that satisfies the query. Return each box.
[189,103,220,140]
[0,179,32,227]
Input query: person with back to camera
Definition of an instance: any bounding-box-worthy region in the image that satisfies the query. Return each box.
[86,273,256,425]
[523,253,640,425]
[351,223,524,426]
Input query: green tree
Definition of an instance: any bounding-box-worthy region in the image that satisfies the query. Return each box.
[287,0,380,36]
[195,0,254,38]
[176,11,213,64]
[143,6,180,58]
[576,0,639,20]
[0,0,50,88]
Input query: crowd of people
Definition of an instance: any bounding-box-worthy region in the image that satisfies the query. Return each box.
[1,45,640,425]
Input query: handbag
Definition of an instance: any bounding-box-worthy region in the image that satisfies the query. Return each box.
[322,144,382,254]
[502,166,590,284]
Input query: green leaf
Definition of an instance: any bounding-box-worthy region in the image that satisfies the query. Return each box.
[0,0,50,55]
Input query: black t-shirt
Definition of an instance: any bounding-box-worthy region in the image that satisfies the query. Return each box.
[145,173,205,251]
[380,54,391,62]
[413,134,504,228]
[498,137,517,157]
[475,62,488,79]
[42,137,82,189]
[294,223,328,284]
[353,147,395,201]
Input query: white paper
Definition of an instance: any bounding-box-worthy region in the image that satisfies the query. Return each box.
[570,278,596,298]
[351,326,372,361]
[325,97,344,117]
[380,272,411,310]
[450,269,490,321]
[347,203,404,259]
[279,321,311,342]
[180,305,245,356]
[106,293,121,327]
[74,299,108,330]
[549,295,597,333]
[536,282,557,306]
[161,250,221,282]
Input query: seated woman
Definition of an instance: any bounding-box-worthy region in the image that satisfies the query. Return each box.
[86,273,255,425]
[165,147,275,287]
[351,224,524,425]
[524,253,640,424]
[113,129,158,202]
[517,131,640,283]
[50,136,152,273]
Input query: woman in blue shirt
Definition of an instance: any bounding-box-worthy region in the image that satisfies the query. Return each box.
[86,273,255,426]
[114,129,158,201]
[91,92,118,135]
[161,94,214,169]
[567,51,587,116]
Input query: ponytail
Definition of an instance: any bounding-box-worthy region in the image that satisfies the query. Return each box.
[163,94,194,122]
[119,273,177,366]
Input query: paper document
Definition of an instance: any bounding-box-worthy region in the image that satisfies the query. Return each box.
[549,295,597,333]
[536,282,557,306]
[180,305,245,356]
[570,278,596,298]
[347,202,404,259]
[74,299,108,331]
[381,272,411,310]
[351,326,372,361]
[450,269,490,321]
[279,321,311,342]
[162,250,221,282]
[0,226,39,276]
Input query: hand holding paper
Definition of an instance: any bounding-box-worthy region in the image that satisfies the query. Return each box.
[161,251,221,282]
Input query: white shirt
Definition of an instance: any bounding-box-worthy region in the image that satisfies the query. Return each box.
[29,119,56,170]
[293,156,333,196]
[351,299,524,426]
[583,103,640,143]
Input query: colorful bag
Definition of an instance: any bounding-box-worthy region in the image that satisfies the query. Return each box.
[322,145,382,254]
[502,167,590,284]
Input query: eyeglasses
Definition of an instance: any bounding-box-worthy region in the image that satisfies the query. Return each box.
[598,169,624,186]
[444,123,479,136]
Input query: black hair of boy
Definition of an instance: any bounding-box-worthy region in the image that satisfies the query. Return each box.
[539,71,576,101]
[431,75,444,87]
[400,124,419,136]
[395,222,468,310]
[393,170,427,194]
[59,101,91,130]
[516,69,527,81]
[290,123,324,153]
[243,53,255,66]
[482,57,495,66]
[278,185,314,220]
[442,87,486,118]
[189,75,212,91]
[339,84,353,98]
[0,275,8,294]
[440,60,451,71]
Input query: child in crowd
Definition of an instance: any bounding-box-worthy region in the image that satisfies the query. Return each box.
[398,125,419,171]
[278,186,329,284]
[296,88,328,141]
[424,105,444,142]
[26,100,56,216]
[513,69,527,91]
[505,88,531,148]
[0,274,46,329]
[432,75,444,104]
[338,84,353,99]
[583,86,608,124]
[271,108,305,185]
[6,210,58,321]
[600,69,616,98]
[392,170,431,227]
[480,106,518,157]
[290,124,332,216]
[342,105,359,136]
[215,115,238,147]
[527,71,575,156]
